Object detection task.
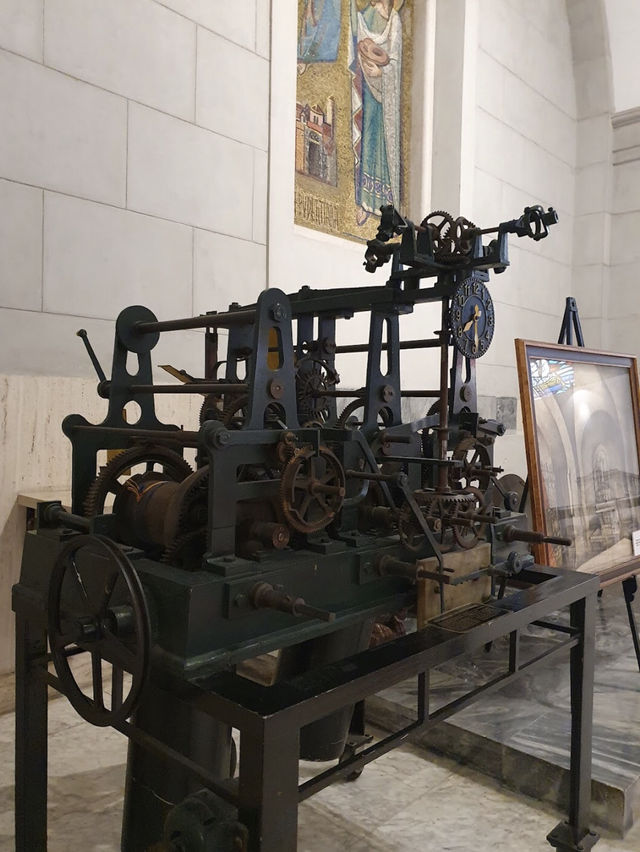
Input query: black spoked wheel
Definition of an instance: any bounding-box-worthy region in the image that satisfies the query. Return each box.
[48,534,151,727]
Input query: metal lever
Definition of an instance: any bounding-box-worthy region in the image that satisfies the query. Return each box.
[501,524,572,547]
[76,329,107,382]
[249,582,336,623]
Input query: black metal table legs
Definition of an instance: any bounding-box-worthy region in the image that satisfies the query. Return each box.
[14,614,48,852]
[547,595,599,852]
[622,576,640,672]
[239,724,300,852]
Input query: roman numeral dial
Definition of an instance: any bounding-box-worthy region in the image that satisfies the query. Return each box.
[449,277,494,359]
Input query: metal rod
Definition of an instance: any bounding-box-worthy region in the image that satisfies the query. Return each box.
[129,383,247,394]
[334,337,441,354]
[76,329,107,382]
[317,389,440,398]
[345,470,399,483]
[135,308,256,334]
[437,305,450,492]
[43,505,91,532]
[70,425,202,446]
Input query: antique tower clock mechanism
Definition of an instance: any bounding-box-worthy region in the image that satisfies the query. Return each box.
[13,203,600,852]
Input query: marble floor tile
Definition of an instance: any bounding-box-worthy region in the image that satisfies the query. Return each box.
[374,586,640,810]
[4,694,640,850]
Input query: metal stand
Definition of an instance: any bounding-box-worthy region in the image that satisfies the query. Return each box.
[622,576,640,672]
[14,566,600,851]
[557,296,585,348]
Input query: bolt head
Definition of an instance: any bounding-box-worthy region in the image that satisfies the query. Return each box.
[270,303,286,321]
[215,428,231,447]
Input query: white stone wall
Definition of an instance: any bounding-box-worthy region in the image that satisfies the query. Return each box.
[0,0,270,377]
[608,110,640,355]
[428,0,579,476]
[0,0,270,673]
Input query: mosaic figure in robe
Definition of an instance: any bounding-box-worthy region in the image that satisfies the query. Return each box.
[349,0,403,226]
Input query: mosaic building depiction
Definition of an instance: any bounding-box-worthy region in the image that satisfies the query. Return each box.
[295,0,413,241]
[295,99,337,186]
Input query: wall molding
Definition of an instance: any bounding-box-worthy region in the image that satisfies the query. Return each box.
[612,106,640,128]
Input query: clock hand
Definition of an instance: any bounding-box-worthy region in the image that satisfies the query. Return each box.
[463,318,474,332]
[474,319,479,349]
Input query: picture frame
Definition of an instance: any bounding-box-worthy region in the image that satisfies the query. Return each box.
[515,339,640,585]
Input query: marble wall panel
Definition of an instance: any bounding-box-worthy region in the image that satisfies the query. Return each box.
[193,229,266,315]
[0,180,42,311]
[43,193,193,321]
[0,51,127,206]
[44,0,196,120]
[0,0,43,60]
[196,28,269,149]
[154,0,257,49]
[127,103,254,237]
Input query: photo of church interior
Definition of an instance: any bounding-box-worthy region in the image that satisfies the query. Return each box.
[3,1,640,850]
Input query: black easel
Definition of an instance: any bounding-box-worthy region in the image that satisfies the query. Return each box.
[555,297,640,672]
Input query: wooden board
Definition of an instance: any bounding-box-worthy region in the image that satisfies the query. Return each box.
[417,542,492,628]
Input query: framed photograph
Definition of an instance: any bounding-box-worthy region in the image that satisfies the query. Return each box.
[516,340,640,585]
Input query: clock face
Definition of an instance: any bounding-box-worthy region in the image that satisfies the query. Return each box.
[449,278,494,359]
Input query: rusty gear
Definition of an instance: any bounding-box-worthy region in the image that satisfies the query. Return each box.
[84,445,193,517]
[295,357,339,424]
[398,490,477,554]
[450,437,492,491]
[337,397,393,430]
[280,445,345,534]
[419,210,455,257]
[162,465,210,558]
[199,393,224,425]
[451,486,486,549]
[450,216,478,257]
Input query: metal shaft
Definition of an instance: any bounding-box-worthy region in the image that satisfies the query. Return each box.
[134,308,256,334]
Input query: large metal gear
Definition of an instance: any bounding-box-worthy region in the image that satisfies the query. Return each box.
[222,394,287,430]
[419,210,455,257]
[84,445,193,517]
[199,393,224,425]
[336,397,393,430]
[280,445,345,534]
[162,465,210,562]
